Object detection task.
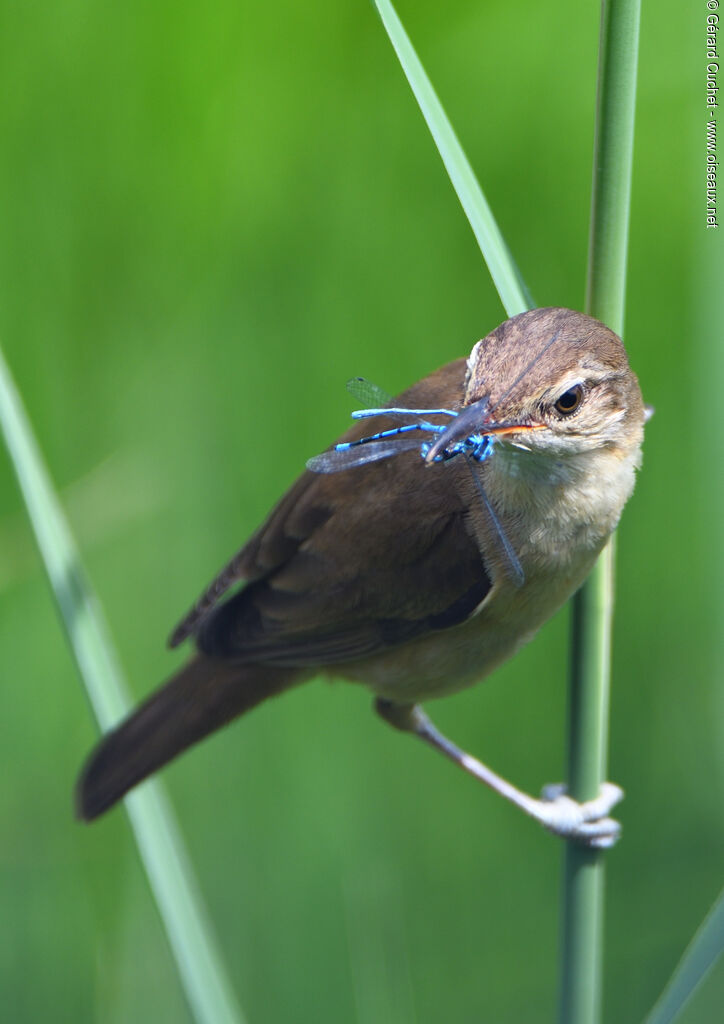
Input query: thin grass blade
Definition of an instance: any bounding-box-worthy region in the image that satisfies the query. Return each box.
[372,0,532,317]
[644,887,724,1024]
[0,343,245,1024]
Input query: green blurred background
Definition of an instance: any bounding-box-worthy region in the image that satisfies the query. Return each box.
[1,1,721,1021]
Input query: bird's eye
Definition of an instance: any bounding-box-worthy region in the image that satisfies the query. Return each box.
[553,385,584,416]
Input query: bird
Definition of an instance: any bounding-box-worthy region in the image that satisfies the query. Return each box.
[76,306,645,846]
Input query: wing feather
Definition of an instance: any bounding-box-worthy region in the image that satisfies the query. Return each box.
[170,357,487,665]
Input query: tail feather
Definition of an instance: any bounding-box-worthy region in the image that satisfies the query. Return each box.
[76,655,298,821]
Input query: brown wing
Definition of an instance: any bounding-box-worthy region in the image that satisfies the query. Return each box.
[168,469,329,648]
[170,358,491,665]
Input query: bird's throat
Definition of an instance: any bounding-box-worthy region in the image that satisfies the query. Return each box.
[483,443,640,568]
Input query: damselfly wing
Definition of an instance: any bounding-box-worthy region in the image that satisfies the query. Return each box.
[345,376,393,408]
[306,437,424,472]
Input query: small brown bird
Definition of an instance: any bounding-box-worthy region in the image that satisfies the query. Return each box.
[76,307,645,846]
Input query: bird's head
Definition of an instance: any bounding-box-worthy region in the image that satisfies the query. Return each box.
[426,307,645,466]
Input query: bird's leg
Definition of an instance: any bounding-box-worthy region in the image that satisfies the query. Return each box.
[375,699,622,849]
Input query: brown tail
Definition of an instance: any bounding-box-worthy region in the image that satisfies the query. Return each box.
[76,655,299,821]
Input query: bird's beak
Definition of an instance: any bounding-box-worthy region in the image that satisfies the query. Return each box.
[424,396,544,464]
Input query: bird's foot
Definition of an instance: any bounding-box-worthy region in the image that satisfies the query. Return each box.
[535,782,624,849]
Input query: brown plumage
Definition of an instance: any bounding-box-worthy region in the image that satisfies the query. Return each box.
[76,307,645,832]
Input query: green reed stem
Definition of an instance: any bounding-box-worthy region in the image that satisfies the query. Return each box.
[559,1,641,1022]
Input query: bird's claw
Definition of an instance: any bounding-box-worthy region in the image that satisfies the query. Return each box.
[536,781,624,849]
